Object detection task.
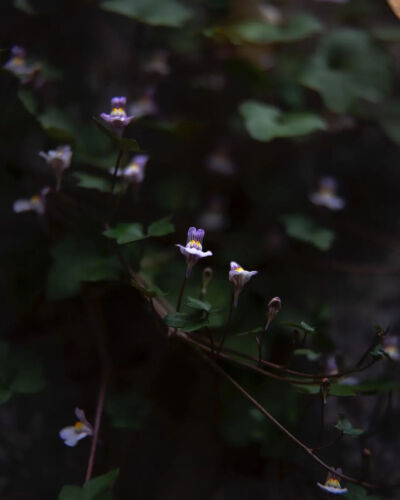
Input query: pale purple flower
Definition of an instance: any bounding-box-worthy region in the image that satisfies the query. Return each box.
[205,148,236,176]
[317,469,348,495]
[39,145,72,191]
[176,227,213,277]
[310,177,345,211]
[13,187,50,216]
[113,154,149,184]
[59,408,93,447]
[3,45,41,84]
[129,88,158,119]
[144,51,170,76]
[100,96,134,132]
[229,261,258,307]
[383,335,400,361]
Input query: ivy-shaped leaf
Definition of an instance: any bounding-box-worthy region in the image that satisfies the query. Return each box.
[294,348,321,361]
[239,101,326,142]
[164,311,209,332]
[104,217,175,245]
[281,214,335,251]
[301,30,391,112]
[58,469,119,500]
[101,0,192,27]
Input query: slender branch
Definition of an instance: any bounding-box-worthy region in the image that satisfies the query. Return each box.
[176,272,188,312]
[85,369,109,482]
[198,352,377,490]
[217,288,234,355]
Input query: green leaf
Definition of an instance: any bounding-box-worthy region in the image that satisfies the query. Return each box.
[347,483,381,500]
[18,89,37,115]
[106,390,152,429]
[147,216,175,237]
[10,354,46,394]
[372,26,400,42]
[281,214,335,251]
[186,297,212,313]
[239,101,326,142]
[294,348,321,361]
[104,217,174,244]
[301,30,391,112]
[13,0,35,15]
[59,470,119,500]
[335,414,364,437]
[164,311,209,332]
[92,117,140,152]
[83,469,119,499]
[224,14,322,44]
[74,172,111,192]
[101,0,192,27]
[103,223,146,244]
[58,485,83,500]
[47,236,120,300]
[38,108,76,142]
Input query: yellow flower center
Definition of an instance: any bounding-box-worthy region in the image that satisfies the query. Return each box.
[111,107,125,116]
[12,57,25,66]
[235,267,244,272]
[30,195,40,203]
[189,239,201,248]
[127,163,140,172]
[74,421,84,431]
[326,478,340,488]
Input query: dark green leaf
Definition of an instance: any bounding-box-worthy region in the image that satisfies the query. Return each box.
[83,469,119,499]
[281,214,335,251]
[119,137,141,153]
[18,89,37,115]
[186,297,212,313]
[301,30,391,112]
[101,0,192,27]
[147,216,175,237]
[347,483,381,500]
[74,172,111,192]
[103,223,146,244]
[58,485,82,500]
[164,311,208,332]
[281,321,316,333]
[335,414,364,436]
[47,236,120,300]
[294,348,321,361]
[224,14,322,44]
[239,101,326,142]
[13,0,35,15]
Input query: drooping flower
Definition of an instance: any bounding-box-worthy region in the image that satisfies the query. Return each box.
[100,96,134,132]
[59,408,93,447]
[39,145,72,191]
[383,335,400,361]
[13,187,50,216]
[309,177,345,211]
[205,148,237,176]
[113,154,149,184]
[3,45,41,84]
[129,88,158,119]
[176,227,213,277]
[229,261,258,307]
[317,469,348,495]
[267,296,281,323]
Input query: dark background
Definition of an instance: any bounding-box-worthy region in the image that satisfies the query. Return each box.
[0,0,400,498]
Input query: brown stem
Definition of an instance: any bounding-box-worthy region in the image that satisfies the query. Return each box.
[176,272,187,312]
[199,352,377,490]
[85,369,109,482]
[217,288,234,355]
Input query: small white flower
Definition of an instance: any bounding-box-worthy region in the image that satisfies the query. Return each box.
[13,187,50,215]
[229,261,258,307]
[317,469,348,495]
[383,336,400,361]
[59,408,93,447]
[39,145,72,191]
[113,155,149,184]
[310,177,345,211]
[176,227,213,277]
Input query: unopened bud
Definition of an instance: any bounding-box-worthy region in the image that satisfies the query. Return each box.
[267,296,281,322]
[321,378,330,404]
